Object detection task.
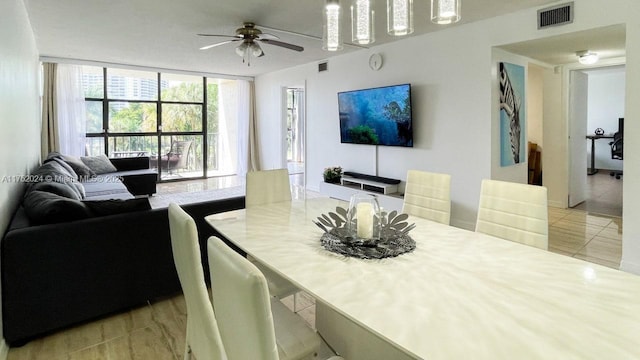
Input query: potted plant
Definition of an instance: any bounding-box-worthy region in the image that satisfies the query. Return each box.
[323,166,343,184]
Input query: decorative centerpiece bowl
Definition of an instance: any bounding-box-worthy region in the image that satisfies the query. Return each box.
[313,196,416,259]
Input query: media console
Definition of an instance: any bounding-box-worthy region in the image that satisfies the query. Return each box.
[341,177,398,195]
[319,172,404,212]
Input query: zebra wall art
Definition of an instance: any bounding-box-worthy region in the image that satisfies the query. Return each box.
[499,62,526,166]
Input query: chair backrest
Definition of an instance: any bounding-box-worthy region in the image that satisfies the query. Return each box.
[475,179,548,250]
[168,204,227,360]
[611,132,623,159]
[169,140,193,169]
[246,169,292,207]
[402,170,451,225]
[207,236,280,360]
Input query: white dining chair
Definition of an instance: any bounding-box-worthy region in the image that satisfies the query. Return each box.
[245,169,300,306]
[168,203,227,360]
[246,168,292,207]
[402,170,452,225]
[475,179,549,250]
[208,236,343,360]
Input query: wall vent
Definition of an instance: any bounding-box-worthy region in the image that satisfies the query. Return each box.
[318,61,328,72]
[538,2,574,29]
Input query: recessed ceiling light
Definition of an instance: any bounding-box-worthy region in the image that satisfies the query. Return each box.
[577,50,599,65]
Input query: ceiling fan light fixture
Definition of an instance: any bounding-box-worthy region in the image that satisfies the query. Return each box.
[431,0,461,25]
[351,0,375,45]
[249,42,264,57]
[577,50,599,65]
[387,0,413,36]
[323,0,344,51]
[235,42,249,57]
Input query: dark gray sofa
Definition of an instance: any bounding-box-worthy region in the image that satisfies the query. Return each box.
[1,155,245,346]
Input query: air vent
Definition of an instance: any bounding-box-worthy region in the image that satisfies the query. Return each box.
[538,2,574,29]
[318,61,328,72]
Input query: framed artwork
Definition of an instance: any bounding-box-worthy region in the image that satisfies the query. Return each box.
[499,62,526,166]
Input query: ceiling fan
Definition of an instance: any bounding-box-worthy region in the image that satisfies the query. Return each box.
[198,22,304,65]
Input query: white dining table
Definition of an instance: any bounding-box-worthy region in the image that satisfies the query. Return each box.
[205,197,640,360]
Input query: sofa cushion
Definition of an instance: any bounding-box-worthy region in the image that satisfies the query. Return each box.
[81,154,118,175]
[23,190,92,225]
[30,181,82,200]
[83,197,151,216]
[82,175,132,199]
[29,161,85,199]
[63,155,96,179]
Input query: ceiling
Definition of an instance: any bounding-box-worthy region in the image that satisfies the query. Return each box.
[498,24,626,65]
[24,0,623,77]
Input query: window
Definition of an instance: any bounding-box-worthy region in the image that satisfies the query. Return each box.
[82,66,241,181]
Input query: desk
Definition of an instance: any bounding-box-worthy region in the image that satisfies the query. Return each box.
[206,198,640,360]
[586,134,614,175]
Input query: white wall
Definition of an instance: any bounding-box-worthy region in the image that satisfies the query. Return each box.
[256,0,640,273]
[0,0,42,349]
[621,3,640,275]
[528,64,545,148]
[586,67,625,171]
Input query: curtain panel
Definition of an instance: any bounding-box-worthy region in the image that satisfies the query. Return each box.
[40,62,87,159]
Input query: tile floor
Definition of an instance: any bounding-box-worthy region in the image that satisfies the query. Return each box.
[7,173,623,359]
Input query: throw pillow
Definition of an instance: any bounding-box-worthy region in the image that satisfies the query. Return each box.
[63,155,96,179]
[23,190,92,225]
[29,161,84,199]
[80,154,117,175]
[49,157,79,180]
[83,197,151,216]
[30,181,82,200]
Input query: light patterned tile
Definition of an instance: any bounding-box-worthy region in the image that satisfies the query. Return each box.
[150,295,187,359]
[576,237,622,264]
[573,254,620,270]
[564,212,614,227]
[550,219,604,238]
[103,325,175,360]
[597,227,622,241]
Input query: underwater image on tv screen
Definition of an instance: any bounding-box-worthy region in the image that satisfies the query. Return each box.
[338,84,412,147]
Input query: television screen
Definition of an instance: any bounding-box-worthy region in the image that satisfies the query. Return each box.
[338,84,413,147]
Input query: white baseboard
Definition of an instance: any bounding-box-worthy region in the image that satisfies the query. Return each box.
[619,258,640,276]
[0,338,9,360]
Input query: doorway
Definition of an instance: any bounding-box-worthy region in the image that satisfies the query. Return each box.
[286,87,305,186]
[569,66,625,217]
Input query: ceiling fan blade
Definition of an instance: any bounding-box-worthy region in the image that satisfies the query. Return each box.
[259,39,304,52]
[197,33,239,38]
[199,39,240,50]
[259,33,280,40]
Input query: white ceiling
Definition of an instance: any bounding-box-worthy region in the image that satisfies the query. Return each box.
[24,0,574,77]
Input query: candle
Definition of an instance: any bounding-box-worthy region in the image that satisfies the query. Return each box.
[356,202,374,238]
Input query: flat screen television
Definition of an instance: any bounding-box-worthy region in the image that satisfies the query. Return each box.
[338,83,413,147]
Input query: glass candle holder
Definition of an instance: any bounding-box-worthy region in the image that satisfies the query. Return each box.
[347,193,381,240]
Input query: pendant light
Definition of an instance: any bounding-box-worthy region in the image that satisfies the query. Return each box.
[431,0,461,25]
[323,0,343,51]
[351,0,375,45]
[387,0,413,36]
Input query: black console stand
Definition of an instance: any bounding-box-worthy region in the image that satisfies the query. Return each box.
[342,172,401,185]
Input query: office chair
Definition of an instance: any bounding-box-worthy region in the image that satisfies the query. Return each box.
[609,119,623,179]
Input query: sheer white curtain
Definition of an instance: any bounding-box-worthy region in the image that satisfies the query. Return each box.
[237,80,260,176]
[55,64,87,156]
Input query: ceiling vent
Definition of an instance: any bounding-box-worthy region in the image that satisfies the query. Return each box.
[318,61,328,72]
[538,2,574,29]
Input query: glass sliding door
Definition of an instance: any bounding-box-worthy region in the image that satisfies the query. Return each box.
[81,64,241,182]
